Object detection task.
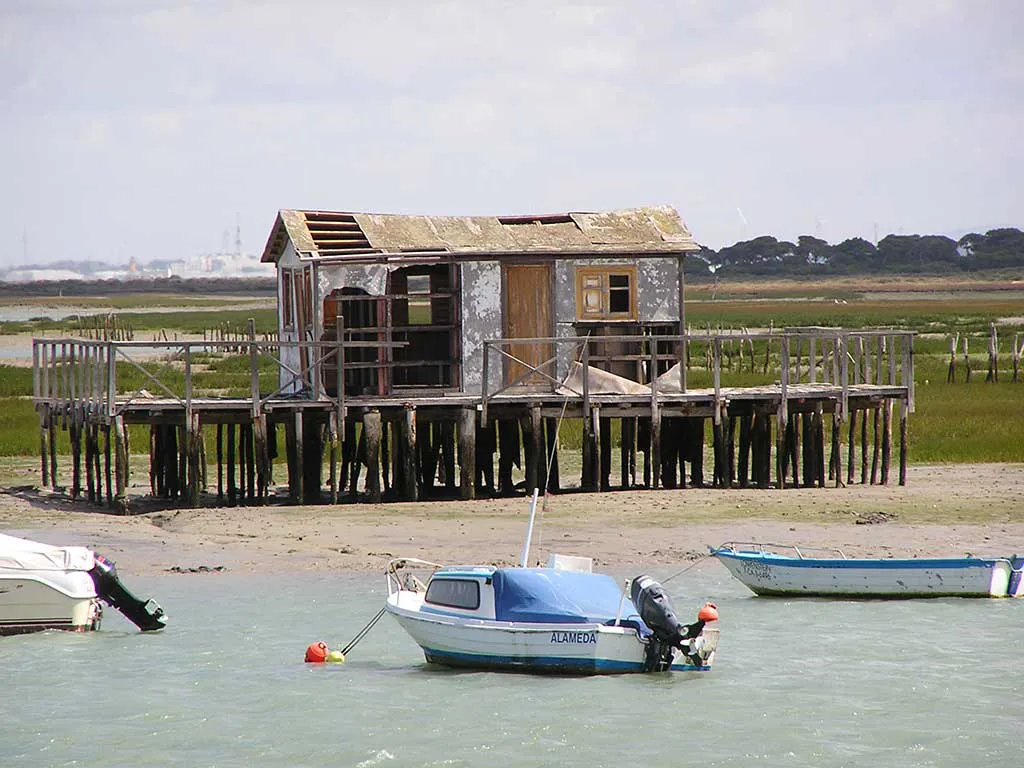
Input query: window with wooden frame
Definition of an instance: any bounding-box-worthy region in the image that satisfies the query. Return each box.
[575,265,637,321]
[281,270,295,330]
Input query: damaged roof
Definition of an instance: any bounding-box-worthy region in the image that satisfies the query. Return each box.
[260,206,699,263]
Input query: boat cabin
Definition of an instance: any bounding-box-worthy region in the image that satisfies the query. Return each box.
[419,565,639,625]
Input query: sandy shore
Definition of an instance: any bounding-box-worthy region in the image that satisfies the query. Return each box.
[2,463,1022,577]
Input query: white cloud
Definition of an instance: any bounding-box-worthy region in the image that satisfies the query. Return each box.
[0,0,1020,266]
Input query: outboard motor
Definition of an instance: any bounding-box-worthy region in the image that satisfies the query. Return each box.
[89,554,168,632]
[630,575,709,671]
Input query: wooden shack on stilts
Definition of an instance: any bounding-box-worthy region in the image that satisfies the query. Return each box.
[31,206,915,511]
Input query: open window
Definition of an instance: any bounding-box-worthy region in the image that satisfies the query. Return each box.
[390,264,459,389]
[575,265,637,321]
[281,270,295,330]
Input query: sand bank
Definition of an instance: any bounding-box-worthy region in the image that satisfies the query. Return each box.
[1,464,1022,577]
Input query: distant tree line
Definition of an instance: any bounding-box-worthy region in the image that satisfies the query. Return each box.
[691,227,1024,279]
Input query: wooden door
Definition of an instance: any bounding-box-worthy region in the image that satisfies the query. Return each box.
[504,263,553,387]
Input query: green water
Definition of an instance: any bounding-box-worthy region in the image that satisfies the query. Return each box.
[3,567,1021,767]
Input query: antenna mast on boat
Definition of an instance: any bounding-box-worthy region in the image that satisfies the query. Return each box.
[519,332,592,568]
[519,488,540,567]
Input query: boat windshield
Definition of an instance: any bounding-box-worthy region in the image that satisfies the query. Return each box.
[424,578,481,610]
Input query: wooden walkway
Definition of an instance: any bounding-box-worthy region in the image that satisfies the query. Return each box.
[31,328,915,511]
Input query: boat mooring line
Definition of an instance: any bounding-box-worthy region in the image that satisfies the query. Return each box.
[341,606,388,656]
[662,553,713,585]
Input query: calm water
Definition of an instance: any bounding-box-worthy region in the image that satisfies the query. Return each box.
[2,565,1021,767]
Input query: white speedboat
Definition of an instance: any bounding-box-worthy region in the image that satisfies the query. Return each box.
[712,541,1024,599]
[0,533,167,635]
[385,554,719,675]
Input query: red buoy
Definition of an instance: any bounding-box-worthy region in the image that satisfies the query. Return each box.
[697,602,719,623]
[305,641,329,663]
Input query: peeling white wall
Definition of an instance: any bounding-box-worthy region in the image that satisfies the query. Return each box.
[276,242,300,392]
[461,261,503,393]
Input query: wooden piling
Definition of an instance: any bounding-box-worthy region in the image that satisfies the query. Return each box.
[39,406,49,488]
[216,424,224,503]
[400,406,419,501]
[186,411,201,507]
[441,420,456,493]
[881,399,892,485]
[104,423,112,505]
[775,412,786,490]
[831,411,843,487]
[329,412,339,504]
[712,411,725,488]
[726,413,736,488]
[49,418,58,491]
[530,406,543,493]
[597,410,610,492]
[458,407,476,500]
[620,416,635,489]
[846,409,857,485]
[293,411,305,503]
[498,418,518,496]
[113,414,128,514]
[71,418,82,499]
[254,414,269,502]
[244,421,255,503]
[860,406,868,485]
[870,405,881,485]
[363,409,382,503]
[737,413,751,488]
[650,411,661,490]
[226,422,236,505]
[85,422,95,503]
[899,400,908,486]
[544,416,560,492]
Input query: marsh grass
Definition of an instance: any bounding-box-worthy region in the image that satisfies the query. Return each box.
[0,308,277,336]
[1,283,1021,462]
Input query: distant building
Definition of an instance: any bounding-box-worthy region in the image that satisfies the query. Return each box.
[3,268,86,283]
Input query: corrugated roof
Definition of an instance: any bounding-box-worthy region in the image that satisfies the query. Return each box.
[261,205,698,263]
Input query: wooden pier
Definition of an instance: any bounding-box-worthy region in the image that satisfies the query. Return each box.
[31,327,915,512]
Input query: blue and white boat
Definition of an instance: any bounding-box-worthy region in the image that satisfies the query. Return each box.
[712,541,1024,599]
[384,554,719,675]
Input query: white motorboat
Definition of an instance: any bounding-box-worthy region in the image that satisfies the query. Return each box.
[0,533,167,635]
[712,541,1024,599]
[385,553,719,675]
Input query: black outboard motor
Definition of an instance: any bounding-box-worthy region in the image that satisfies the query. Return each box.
[631,574,705,671]
[89,554,168,632]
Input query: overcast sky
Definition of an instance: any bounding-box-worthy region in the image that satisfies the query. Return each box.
[2,0,1021,266]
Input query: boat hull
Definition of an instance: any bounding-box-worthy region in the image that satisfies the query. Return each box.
[0,575,102,635]
[386,598,715,675]
[715,550,1017,598]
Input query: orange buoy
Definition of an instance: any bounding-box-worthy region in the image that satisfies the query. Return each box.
[305,641,329,663]
[697,602,719,623]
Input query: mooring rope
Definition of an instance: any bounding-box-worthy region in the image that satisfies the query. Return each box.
[661,553,714,585]
[340,606,387,656]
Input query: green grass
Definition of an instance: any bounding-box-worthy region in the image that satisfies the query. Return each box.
[1,282,1022,463]
[685,297,1024,336]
